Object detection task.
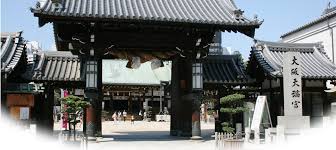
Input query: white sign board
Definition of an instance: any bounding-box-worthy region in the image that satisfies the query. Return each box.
[251,96,267,130]
[283,52,302,116]
[74,89,84,95]
[20,107,30,120]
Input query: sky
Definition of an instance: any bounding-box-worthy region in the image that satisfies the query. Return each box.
[1,0,334,60]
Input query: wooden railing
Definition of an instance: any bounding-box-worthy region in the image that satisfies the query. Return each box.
[215,132,244,150]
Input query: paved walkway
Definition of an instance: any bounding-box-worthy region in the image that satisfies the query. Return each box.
[89,121,216,150]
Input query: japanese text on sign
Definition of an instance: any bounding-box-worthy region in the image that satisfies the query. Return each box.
[283,52,302,116]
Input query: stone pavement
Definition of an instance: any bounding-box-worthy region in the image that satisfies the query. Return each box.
[89,121,216,150]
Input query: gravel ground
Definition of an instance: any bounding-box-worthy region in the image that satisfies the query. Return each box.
[88,121,216,150]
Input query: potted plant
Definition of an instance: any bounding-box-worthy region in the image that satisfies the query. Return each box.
[220,93,248,138]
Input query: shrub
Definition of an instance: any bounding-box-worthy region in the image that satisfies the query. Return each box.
[220,93,248,133]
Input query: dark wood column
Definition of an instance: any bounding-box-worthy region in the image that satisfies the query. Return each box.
[216,87,231,132]
[280,78,284,116]
[170,56,180,136]
[323,80,331,116]
[37,83,54,136]
[170,56,193,137]
[96,59,103,136]
[151,88,154,115]
[109,92,113,111]
[1,83,7,117]
[143,91,146,116]
[180,59,192,137]
[163,83,167,112]
[85,59,103,137]
[138,94,142,112]
[269,79,277,126]
[94,100,102,137]
[128,95,132,113]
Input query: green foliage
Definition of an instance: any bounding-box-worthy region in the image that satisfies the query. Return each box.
[220,93,246,115]
[61,95,89,111]
[61,95,90,124]
[220,107,249,114]
[220,93,245,104]
[221,122,235,133]
[220,93,248,133]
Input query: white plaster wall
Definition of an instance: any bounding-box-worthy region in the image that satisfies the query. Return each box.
[282,16,336,63]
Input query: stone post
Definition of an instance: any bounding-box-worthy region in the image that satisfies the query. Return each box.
[276,125,285,143]
[244,127,250,142]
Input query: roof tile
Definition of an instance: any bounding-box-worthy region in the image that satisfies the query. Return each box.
[1,32,26,77]
[203,55,253,84]
[32,51,83,82]
[32,0,261,29]
[251,40,336,79]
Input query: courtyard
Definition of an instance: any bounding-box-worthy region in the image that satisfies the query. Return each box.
[93,121,215,150]
[1,0,336,150]
[56,121,216,150]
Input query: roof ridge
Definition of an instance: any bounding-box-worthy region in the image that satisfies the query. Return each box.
[32,0,262,37]
[1,31,22,38]
[281,9,336,38]
[322,2,336,15]
[255,40,321,52]
[0,32,27,77]
[43,51,78,57]
[314,46,336,67]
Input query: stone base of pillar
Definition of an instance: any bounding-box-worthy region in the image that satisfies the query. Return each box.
[87,136,97,141]
[190,136,202,140]
[86,121,96,137]
[277,116,310,133]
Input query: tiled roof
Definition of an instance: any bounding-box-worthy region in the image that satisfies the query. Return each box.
[203,55,253,84]
[30,51,255,84]
[31,0,261,36]
[32,51,82,82]
[250,40,336,79]
[1,32,27,77]
[281,7,336,38]
[31,51,172,84]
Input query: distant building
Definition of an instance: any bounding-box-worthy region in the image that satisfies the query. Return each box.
[1,32,36,124]
[247,40,336,127]
[281,3,336,64]
[26,41,41,64]
[208,32,232,55]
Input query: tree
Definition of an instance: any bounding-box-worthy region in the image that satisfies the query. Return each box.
[220,93,248,134]
[61,95,90,141]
